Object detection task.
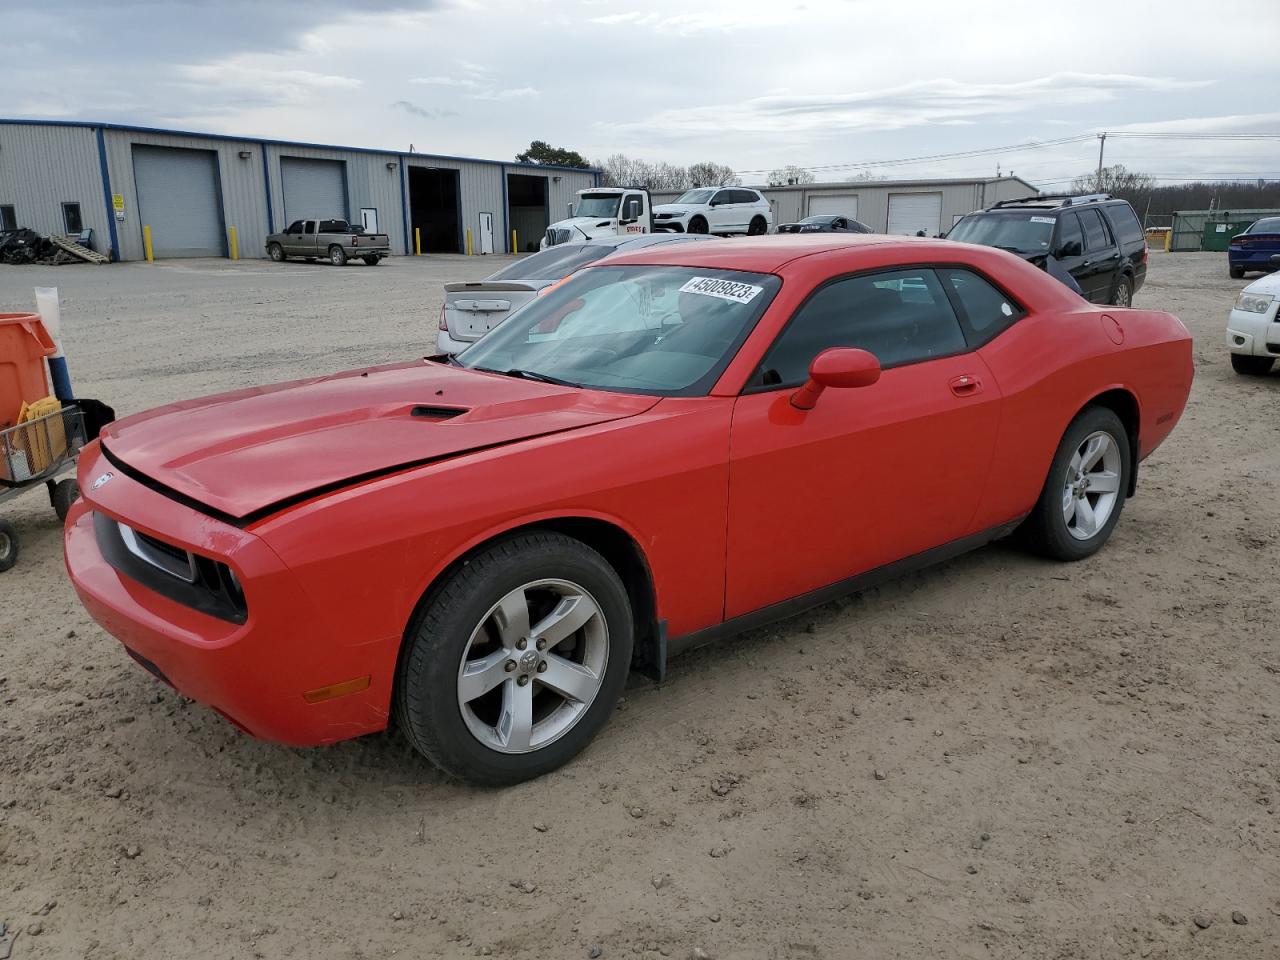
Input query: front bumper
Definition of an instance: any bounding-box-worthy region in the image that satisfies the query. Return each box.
[1225,304,1280,357]
[64,443,394,746]
[652,217,687,233]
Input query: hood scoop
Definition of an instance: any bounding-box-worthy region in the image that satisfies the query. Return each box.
[410,405,466,420]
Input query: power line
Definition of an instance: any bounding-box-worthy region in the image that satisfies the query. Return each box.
[739,130,1280,179]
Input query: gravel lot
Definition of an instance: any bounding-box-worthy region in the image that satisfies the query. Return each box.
[1,250,1277,959]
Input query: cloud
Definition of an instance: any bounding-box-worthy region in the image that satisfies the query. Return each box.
[607,73,1214,140]
[391,99,458,119]
[585,6,791,33]
[411,62,537,101]
[1100,111,1280,134]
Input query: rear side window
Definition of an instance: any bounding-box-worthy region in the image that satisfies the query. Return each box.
[940,268,1024,342]
[735,190,760,204]
[0,205,16,231]
[1078,209,1112,252]
[1102,204,1144,245]
[756,268,967,386]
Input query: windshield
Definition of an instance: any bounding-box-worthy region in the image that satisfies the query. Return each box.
[486,245,609,281]
[674,189,714,205]
[574,194,622,219]
[801,216,837,224]
[458,265,781,396]
[948,212,1055,254]
[1248,217,1280,234]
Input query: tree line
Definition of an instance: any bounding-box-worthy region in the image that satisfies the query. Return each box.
[1070,165,1280,222]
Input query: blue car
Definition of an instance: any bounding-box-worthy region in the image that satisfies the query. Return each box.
[1228,216,1280,278]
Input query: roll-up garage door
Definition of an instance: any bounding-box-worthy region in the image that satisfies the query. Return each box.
[132,145,225,258]
[807,194,858,219]
[281,157,348,224]
[887,192,942,236]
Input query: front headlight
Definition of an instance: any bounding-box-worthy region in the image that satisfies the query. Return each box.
[1234,292,1275,314]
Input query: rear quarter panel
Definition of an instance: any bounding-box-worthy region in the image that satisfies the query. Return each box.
[971,305,1192,530]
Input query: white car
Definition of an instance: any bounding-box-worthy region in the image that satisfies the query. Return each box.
[1226,262,1280,375]
[653,187,772,236]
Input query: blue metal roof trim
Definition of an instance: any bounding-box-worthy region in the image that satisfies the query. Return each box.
[0,118,603,176]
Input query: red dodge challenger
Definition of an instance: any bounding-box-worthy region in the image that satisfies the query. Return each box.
[65,236,1193,784]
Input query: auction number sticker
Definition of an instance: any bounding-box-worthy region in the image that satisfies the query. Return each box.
[679,276,763,304]
[1029,216,1056,224]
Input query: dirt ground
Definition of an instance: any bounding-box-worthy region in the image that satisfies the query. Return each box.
[1,250,1277,959]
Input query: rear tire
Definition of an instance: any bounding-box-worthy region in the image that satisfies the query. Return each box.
[1110,274,1133,307]
[1231,353,1275,375]
[1229,264,1245,279]
[395,532,633,786]
[0,519,19,573]
[687,216,708,235]
[362,255,379,266]
[1021,406,1131,562]
[267,243,285,263]
[748,216,767,236]
[328,245,347,266]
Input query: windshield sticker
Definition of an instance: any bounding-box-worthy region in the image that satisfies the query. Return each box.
[679,276,763,304]
[1029,216,1056,224]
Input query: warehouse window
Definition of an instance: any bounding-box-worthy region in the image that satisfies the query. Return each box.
[62,202,83,235]
[0,205,16,231]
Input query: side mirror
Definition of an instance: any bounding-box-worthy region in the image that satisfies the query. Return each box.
[790,347,881,410]
[623,200,641,221]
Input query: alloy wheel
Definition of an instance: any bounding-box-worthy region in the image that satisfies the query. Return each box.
[456,578,609,754]
[1062,430,1123,540]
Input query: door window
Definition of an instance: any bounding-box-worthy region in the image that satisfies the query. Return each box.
[285,220,304,234]
[755,268,967,387]
[1078,208,1112,251]
[62,202,83,234]
[304,221,317,235]
[711,190,735,206]
[0,205,16,231]
[1055,213,1084,257]
[939,268,1024,344]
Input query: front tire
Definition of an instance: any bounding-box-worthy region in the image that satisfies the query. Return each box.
[267,243,285,263]
[747,216,767,236]
[1231,353,1275,375]
[687,216,708,235]
[1110,274,1133,307]
[395,532,633,786]
[1021,407,1131,561]
[328,245,347,266]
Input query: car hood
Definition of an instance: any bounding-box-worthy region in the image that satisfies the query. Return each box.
[653,205,695,216]
[99,361,658,522]
[1243,270,1280,297]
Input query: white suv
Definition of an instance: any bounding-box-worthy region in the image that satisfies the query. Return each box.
[653,187,772,236]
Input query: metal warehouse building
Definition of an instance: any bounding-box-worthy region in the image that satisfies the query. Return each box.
[0,119,600,261]
[653,175,1036,237]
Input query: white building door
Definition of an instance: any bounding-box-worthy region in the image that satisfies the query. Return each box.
[478,212,494,254]
[807,194,858,219]
[360,208,379,233]
[887,192,943,236]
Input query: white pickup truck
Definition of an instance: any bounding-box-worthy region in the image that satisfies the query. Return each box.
[540,188,652,248]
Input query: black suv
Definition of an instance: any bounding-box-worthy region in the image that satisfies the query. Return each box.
[947,194,1147,305]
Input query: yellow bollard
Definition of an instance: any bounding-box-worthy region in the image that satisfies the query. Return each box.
[1164,229,1172,253]
[466,229,473,256]
[228,226,239,261]
[414,227,422,256]
[511,229,518,254]
[142,225,154,263]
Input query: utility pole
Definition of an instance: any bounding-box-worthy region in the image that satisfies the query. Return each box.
[1096,132,1107,191]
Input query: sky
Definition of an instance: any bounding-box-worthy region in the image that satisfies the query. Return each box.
[6,0,1280,187]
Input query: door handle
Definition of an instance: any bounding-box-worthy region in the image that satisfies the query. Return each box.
[949,374,983,397]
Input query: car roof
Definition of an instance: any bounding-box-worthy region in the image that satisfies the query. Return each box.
[596,233,902,272]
